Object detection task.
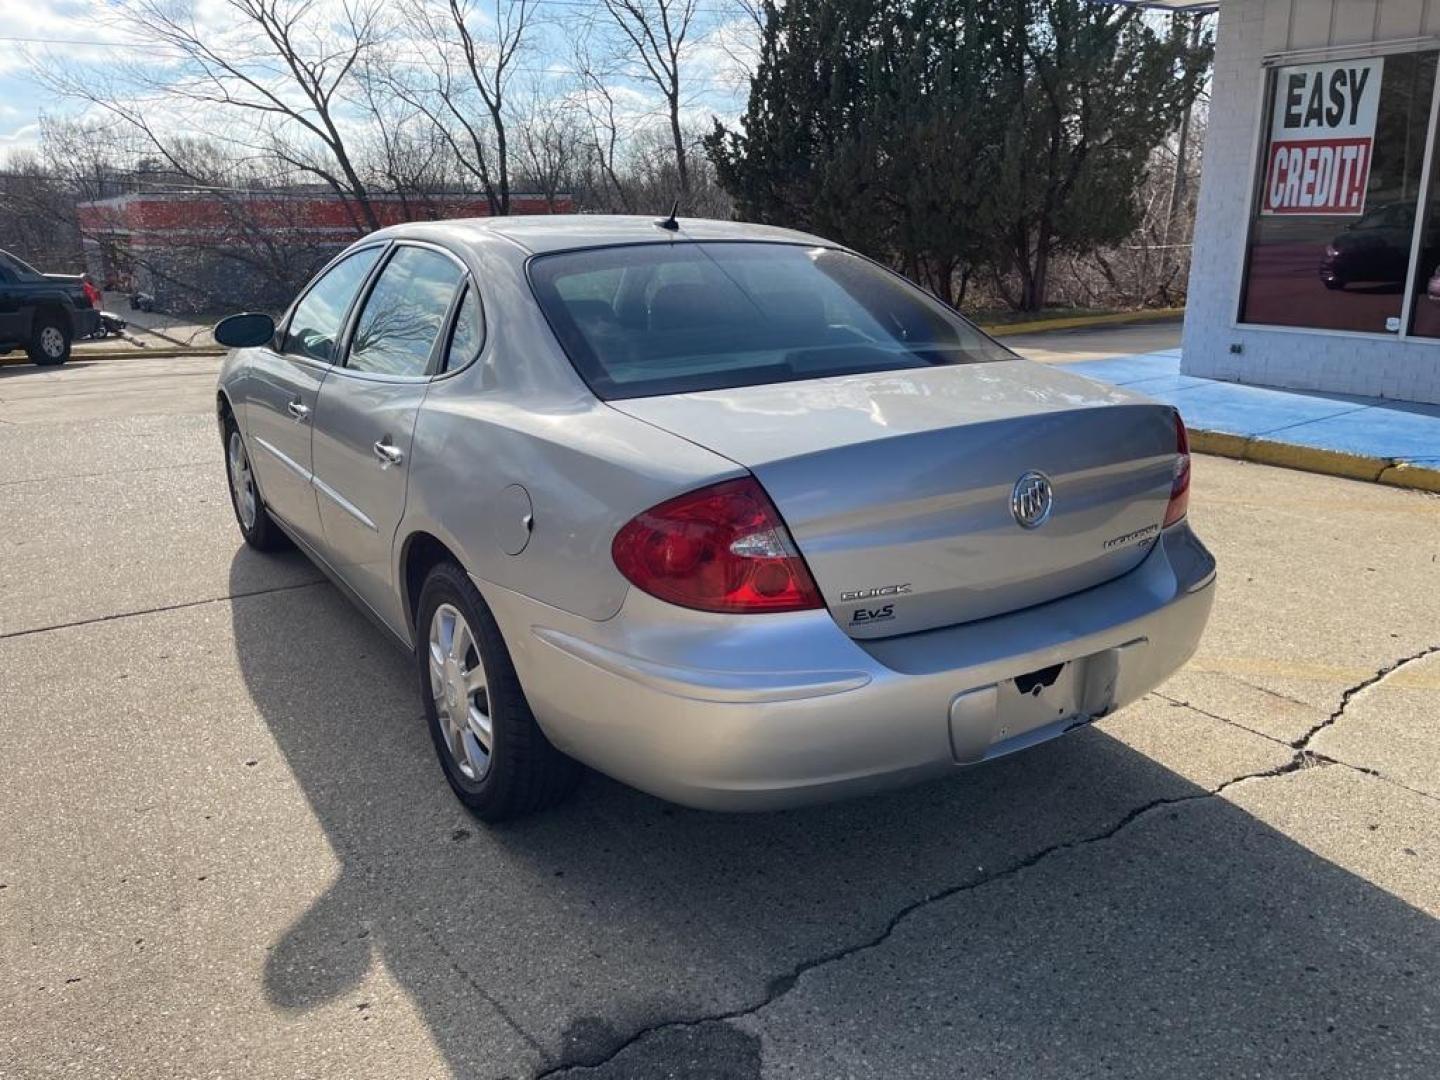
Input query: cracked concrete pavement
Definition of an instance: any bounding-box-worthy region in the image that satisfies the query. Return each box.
[1,349,1437,1079]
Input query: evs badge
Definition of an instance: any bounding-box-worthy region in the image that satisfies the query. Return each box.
[1261,58,1383,216]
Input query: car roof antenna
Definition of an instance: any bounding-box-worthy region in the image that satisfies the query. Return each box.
[655,198,680,232]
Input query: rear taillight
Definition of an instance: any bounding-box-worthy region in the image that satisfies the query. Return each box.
[81,280,101,308]
[1163,411,1191,528]
[612,476,823,613]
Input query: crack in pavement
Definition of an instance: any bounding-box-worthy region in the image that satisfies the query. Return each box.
[533,646,1440,1077]
[0,579,327,641]
[0,461,214,488]
[1150,690,1296,749]
[1311,756,1440,806]
[1287,643,1440,750]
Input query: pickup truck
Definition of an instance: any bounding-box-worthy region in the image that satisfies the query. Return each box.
[0,249,101,366]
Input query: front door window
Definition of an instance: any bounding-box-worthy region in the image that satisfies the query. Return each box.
[282,247,383,363]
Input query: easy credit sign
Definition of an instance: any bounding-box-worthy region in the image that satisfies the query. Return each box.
[1261,58,1383,216]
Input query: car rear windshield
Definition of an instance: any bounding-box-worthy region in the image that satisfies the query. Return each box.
[528,242,1014,399]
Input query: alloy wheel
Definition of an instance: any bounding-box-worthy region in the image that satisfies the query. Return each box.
[40,326,65,359]
[227,430,257,530]
[428,603,493,782]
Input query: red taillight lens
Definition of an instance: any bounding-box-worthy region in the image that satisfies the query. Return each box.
[612,477,824,614]
[82,280,101,308]
[1163,411,1191,528]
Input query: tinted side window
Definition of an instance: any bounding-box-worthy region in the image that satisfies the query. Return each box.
[446,284,484,371]
[283,247,383,363]
[0,252,42,281]
[348,247,464,377]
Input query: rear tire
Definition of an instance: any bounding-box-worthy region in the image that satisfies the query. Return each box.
[27,313,70,366]
[416,561,582,821]
[223,414,289,552]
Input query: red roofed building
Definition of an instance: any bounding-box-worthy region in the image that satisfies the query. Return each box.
[76,190,572,315]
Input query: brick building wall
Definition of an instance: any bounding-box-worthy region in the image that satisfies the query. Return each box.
[1184,0,1440,405]
[75,192,572,316]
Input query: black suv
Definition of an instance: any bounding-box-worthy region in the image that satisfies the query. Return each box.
[0,249,100,366]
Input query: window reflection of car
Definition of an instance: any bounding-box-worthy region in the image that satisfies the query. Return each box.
[1424,262,1440,302]
[1319,203,1415,291]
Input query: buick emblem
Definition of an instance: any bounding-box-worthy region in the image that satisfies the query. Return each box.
[1010,471,1053,529]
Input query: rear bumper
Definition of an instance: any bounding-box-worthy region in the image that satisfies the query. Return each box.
[484,523,1216,811]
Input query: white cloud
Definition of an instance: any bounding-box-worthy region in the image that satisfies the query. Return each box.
[0,122,41,156]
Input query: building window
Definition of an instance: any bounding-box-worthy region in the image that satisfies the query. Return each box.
[1408,110,1440,339]
[1239,51,1437,334]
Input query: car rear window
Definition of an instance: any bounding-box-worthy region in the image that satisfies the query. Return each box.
[528,242,1014,400]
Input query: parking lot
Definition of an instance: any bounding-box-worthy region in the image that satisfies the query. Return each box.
[2,342,1437,1079]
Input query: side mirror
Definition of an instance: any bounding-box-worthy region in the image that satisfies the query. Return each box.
[213,312,276,349]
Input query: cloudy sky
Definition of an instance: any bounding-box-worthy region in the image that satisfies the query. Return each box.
[0,0,755,165]
[0,0,134,157]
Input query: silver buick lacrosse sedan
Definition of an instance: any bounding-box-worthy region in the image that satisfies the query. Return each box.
[215,216,1215,820]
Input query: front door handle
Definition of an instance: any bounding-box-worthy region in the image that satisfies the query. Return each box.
[286,399,310,421]
[373,439,404,467]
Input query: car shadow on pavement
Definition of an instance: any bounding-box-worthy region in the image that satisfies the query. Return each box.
[228,554,1440,1080]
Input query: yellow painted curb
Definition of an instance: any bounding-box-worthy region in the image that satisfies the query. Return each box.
[1377,462,1440,493]
[981,307,1185,337]
[73,347,223,360]
[1186,430,1250,460]
[1244,439,1389,482]
[1188,427,1440,492]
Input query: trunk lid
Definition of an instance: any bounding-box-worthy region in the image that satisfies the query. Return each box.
[609,360,1180,638]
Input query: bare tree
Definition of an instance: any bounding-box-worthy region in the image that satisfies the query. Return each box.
[386,0,535,215]
[592,0,700,195]
[36,0,386,234]
[712,0,766,81]
[355,65,457,218]
[0,154,84,269]
[512,83,583,210]
[570,29,637,211]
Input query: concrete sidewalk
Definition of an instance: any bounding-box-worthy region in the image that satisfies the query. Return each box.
[87,292,219,350]
[1066,349,1440,492]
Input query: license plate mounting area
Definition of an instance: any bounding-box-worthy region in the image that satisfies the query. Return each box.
[947,638,1148,763]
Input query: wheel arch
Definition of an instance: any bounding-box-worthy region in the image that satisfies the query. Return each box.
[216,387,241,442]
[399,529,466,639]
[31,301,73,336]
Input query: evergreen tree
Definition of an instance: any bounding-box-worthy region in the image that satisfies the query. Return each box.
[706,0,1212,311]
[984,1,1212,310]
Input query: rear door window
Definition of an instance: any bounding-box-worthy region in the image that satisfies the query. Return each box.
[347,246,465,377]
[528,242,1014,399]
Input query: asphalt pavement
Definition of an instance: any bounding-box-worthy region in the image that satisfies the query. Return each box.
[1,342,1437,1079]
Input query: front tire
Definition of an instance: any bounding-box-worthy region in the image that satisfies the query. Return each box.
[28,314,70,366]
[223,416,288,551]
[416,561,581,821]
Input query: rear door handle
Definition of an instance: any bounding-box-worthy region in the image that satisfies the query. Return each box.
[373,439,404,467]
[286,399,310,421]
